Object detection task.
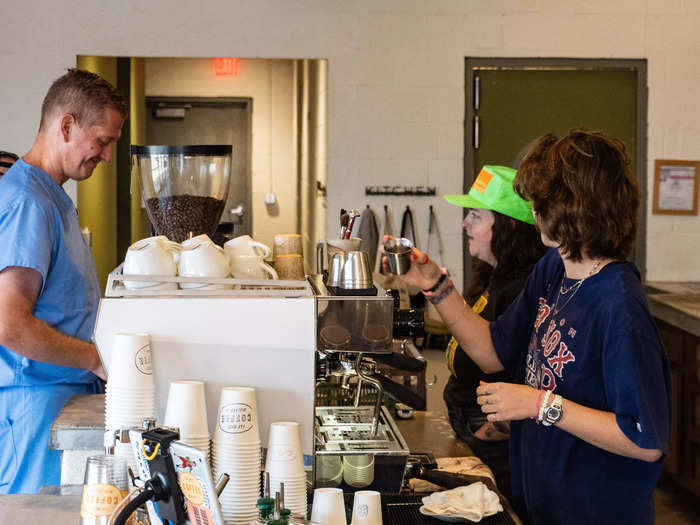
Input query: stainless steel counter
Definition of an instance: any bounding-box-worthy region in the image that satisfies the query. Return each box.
[0,493,82,525]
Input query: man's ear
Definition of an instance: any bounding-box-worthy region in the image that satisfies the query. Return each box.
[59,113,75,143]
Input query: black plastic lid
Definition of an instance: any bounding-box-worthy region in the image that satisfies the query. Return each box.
[130,145,232,156]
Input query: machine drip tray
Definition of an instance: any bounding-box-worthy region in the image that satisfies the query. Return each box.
[305,494,518,525]
[317,406,376,426]
[315,406,409,454]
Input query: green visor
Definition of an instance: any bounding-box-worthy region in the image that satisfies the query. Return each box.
[443,165,534,225]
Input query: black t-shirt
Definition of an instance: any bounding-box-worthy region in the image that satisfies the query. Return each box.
[443,273,528,413]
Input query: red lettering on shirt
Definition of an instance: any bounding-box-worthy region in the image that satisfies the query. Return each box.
[541,365,557,390]
[542,329,561,358]
[534,297,550,331]
[547,342,576,377]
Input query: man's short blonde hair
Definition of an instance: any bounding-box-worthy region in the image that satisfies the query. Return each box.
[39,68,128,130]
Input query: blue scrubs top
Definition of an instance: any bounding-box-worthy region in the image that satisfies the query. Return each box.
[0,159,101,493]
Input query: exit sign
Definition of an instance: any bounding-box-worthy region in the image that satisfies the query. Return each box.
[213,58,239,76]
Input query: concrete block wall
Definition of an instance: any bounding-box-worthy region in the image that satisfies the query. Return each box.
[2,1,700,289]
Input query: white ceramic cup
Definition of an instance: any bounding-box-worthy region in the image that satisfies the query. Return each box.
[229,255,279,280]
[224,235,272,259]
[311,488,348,525]
[163,381,209,439]
[351,491,382,525]
[123,236,180,290]
[178,235,231,289]
[214,387,261,444]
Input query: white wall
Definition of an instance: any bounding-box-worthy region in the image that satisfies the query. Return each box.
[3,0,700,288]
[144,57,295,248]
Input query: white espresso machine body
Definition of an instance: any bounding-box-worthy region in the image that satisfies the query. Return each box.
[94,295,316,456]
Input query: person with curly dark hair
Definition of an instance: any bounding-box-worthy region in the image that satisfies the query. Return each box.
[389,129,670,525]
[442,165,546,500]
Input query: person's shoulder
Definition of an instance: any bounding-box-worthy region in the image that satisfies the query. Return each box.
[591,261,651,326]
[0,162,55,213]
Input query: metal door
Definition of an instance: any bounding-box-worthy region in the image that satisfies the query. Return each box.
[464,58,647,285]
[146,97,252,237]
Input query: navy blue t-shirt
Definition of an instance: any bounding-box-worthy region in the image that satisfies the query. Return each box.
[490,249,671,525]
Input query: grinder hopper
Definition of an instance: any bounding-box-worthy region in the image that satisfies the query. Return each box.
[131,145,232,243]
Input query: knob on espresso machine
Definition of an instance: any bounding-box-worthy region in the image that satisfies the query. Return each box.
[387,289,425,340]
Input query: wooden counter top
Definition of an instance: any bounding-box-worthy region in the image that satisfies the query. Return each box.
[646,283,700,339]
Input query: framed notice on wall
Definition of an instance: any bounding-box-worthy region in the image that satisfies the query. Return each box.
[653,160,700,215]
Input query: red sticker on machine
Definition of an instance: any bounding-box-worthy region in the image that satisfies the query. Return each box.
[187,503,214,525]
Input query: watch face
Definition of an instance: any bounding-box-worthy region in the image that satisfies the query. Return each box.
[546,405,562,422]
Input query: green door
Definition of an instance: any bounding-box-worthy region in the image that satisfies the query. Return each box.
[473,69,637,176]
[464,60,646,286]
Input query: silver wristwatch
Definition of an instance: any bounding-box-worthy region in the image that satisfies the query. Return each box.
[542,394,563,426]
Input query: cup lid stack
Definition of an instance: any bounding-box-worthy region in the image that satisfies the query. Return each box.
[264,421,308,517]
[212,387,262,524]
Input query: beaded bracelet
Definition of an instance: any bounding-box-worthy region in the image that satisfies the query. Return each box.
[532,389,545,420]
[537,390,551,425]
[428,279,454,305]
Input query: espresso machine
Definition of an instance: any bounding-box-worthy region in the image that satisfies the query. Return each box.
[94,145,426,515]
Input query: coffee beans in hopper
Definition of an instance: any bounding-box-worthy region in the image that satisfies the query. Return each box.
[146,195,225,243]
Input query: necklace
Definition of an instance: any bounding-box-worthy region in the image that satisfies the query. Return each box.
[552,260,601,316]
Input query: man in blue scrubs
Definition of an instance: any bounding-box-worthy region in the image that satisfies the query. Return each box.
[0,69,127,493]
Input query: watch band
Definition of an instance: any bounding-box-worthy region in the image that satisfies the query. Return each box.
[542,394,563,426]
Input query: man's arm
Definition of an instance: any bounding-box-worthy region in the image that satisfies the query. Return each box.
[0,266,106,380]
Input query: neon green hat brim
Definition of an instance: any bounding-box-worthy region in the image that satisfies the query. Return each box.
[443,165,535,225]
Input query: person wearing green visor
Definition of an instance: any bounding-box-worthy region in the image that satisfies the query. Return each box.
[442,165,546,500]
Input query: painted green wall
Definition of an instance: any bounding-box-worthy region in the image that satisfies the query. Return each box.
[76,55,118,292]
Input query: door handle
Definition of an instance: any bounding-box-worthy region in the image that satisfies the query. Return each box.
[230,205,245,225]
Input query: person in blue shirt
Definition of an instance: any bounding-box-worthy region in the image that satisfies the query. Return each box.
[393,130,670,524]
[0,68,127,493]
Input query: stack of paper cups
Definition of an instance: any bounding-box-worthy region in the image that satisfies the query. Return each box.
[212,387,262,524]
[163,381,210,461]
[105,333,155,429]
[105,333,156,472]
[264,421,307,517]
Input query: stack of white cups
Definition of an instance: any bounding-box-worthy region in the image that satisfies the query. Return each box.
[163,381,210,461]
[212,387,262,524]
[264,421,307,517]
[105,333,155,474]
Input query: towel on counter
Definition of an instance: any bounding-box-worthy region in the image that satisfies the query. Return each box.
[358,206,379,269]
[420,482,503,522]
[408,456,496,493]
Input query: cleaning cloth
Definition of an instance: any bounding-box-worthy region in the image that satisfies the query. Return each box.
[420,482,503,522]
